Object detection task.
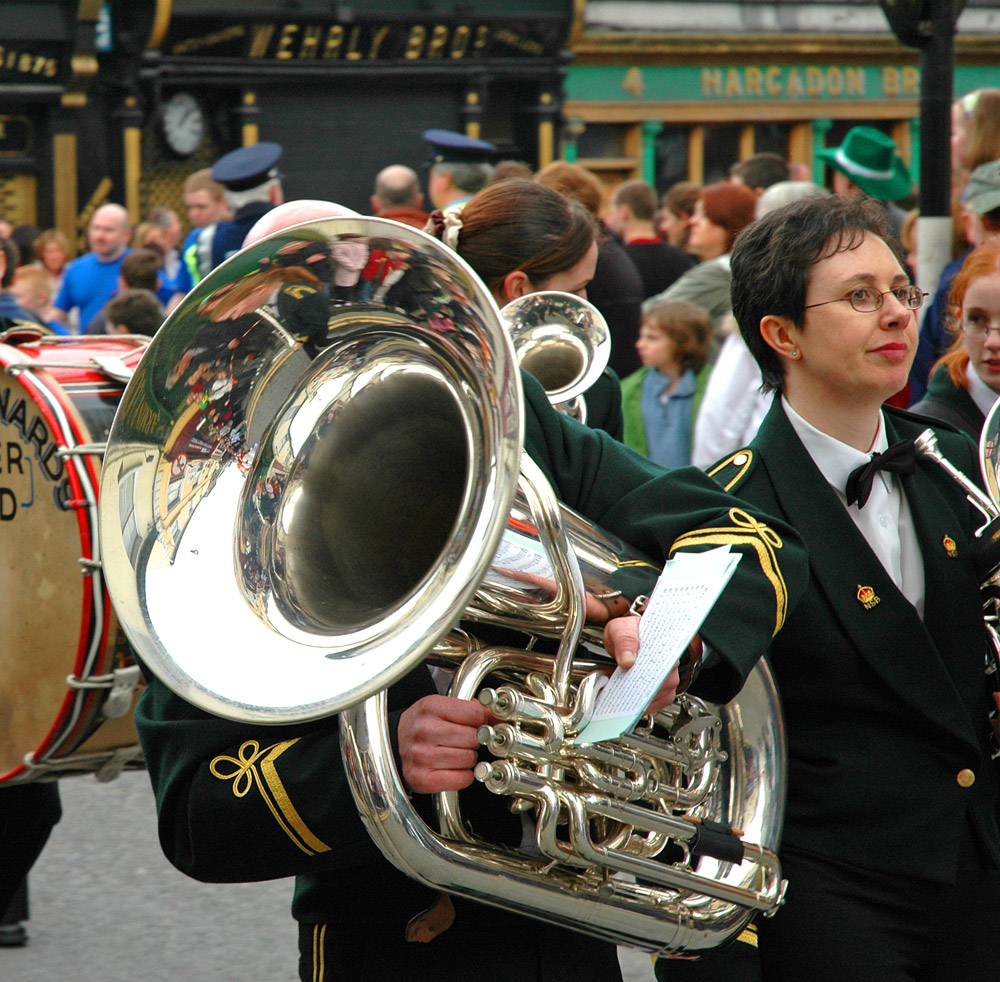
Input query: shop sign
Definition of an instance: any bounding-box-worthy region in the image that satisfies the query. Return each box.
[0,44,60,83]
[162,17,564,63]
[567,64,929,103]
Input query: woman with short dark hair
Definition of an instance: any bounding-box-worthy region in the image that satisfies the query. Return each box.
[715,193,1000,982]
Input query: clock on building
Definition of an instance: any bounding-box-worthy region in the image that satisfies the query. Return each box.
[159,92,206,157]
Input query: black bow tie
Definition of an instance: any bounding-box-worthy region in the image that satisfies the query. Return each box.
[845,438,917,508]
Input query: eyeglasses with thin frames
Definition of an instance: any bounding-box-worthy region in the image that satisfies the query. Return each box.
[803,285,927,313]
[961,318,1000,340]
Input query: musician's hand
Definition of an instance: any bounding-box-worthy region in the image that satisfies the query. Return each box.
[643,665,681,716]
[493,569,619,623]
[603,613,641,668]
[398,695,488,794]
[603,615,695,714]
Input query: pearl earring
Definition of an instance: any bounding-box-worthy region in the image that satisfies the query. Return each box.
[790,349,799,357]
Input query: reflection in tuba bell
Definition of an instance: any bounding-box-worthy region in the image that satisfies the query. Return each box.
[98,216,786,956]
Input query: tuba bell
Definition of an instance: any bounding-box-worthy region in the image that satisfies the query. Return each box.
[501,291,610,424]
[98,216,786,956]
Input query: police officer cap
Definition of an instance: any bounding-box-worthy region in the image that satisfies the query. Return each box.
[423,129,495,166]
[212,142,284,192]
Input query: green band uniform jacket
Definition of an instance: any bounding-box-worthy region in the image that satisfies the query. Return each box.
[909,363,985,442]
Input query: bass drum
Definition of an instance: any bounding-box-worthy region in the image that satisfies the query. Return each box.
[0,332,148,783]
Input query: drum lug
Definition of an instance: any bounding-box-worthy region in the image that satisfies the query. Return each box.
[91,355,135,383]
[104,665,142,718]
[66,664,142,719]
[95,747,144,783]
[17,745,144,783]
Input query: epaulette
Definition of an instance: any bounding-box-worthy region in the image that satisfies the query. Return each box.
[705,447,756,493]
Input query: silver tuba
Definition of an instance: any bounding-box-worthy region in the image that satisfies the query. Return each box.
[501,291,610,424]
[98,216,786,956]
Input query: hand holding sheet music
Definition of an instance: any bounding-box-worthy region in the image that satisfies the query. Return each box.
[575,546,742,745]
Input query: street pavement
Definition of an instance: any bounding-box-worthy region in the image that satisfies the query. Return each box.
[2,770,298,981]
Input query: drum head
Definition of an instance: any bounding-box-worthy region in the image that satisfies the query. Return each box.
[0,339,136,779]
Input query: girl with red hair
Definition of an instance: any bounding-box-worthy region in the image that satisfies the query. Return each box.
[911,242,1000,438]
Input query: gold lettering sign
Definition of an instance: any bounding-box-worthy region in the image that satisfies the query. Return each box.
[882,66,920,97]
[0,45,58,78]
[242,22,492,61]
[166,20,556,62]
[702,65,883,101]
[172,25,248,56]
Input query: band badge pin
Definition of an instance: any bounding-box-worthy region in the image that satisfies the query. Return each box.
[857,584,880,609]
[942,534,958,558]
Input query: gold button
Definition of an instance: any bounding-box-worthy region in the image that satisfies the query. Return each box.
[733,453,749,466]
[957,769,975,788]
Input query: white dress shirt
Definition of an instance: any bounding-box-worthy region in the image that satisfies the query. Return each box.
[783,398,925,617]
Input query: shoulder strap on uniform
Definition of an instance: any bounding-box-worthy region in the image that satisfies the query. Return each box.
[706,448,755,492]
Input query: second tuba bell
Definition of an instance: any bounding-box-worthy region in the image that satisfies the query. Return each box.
[501,291,610,424]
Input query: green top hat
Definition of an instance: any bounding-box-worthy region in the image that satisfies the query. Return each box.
[817,126,912,202]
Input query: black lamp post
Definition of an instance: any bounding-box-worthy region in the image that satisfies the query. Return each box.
[880,1,965,297]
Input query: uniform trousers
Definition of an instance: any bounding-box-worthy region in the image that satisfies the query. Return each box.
[297,876,623,982]
[757,821,1000,982]
[0,783,62,916]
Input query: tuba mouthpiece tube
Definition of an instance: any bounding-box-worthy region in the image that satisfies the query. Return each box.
[914,428,1000,532]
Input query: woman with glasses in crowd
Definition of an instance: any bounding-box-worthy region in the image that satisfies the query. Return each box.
[911,242,1000,439]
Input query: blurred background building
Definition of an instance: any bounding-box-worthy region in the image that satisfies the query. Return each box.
[1,0,997,252]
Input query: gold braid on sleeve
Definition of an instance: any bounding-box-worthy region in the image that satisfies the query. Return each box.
[210,738,331,856]
[669,507,788,635]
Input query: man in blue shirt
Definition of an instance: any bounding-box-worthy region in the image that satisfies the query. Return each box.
[53,203,131,333]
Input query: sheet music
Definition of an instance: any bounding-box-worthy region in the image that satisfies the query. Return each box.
[575,546,741,745]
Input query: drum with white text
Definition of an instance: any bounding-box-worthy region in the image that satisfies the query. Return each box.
[0,331,147,782]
